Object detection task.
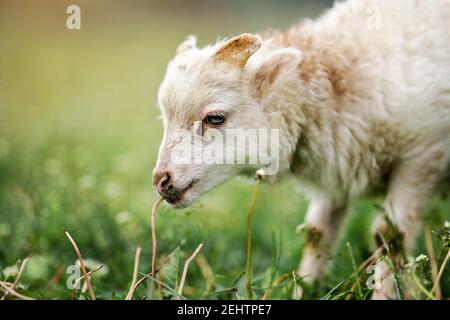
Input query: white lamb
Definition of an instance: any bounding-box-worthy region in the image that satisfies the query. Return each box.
[153,0,450,299]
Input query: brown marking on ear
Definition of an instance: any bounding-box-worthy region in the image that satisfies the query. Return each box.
[214,34,261,69]
[254,62,282,92]
[253,49,300,98]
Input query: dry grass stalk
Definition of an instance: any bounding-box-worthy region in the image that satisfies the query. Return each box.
[246,177,261,300]
[424,225,441,299]
[150,196,164,299]
[344,246,383,300]
[127,274,147,300]
[0,281,34,300]
[125,245,142,300]
[357,247,384,273]
[178,242,204,298]
[71,266,103,300]
[1,257,29,300]
[63,228,96,300]
[262,273,291,300]
[48,264,65,288]
[431,247,450,297]
[130,272,185,300]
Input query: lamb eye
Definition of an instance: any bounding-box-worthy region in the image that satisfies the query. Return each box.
[204,113,227,126]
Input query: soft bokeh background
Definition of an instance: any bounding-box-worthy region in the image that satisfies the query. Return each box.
[0,0,448,299]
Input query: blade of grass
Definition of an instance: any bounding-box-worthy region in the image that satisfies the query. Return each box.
[346,242,362,299]
[63,228,96,300]
[324,246,383,300]
[321,279,348,300]
[262,230,282,300]
[203,287,238,297]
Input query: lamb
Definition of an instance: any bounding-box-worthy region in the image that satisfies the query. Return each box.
[152,0,450,299]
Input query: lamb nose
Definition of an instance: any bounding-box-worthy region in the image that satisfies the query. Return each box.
[155,172,173,196]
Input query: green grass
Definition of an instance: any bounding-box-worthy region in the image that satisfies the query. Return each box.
[0,2,449,300]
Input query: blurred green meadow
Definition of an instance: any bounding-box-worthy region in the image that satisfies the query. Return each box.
[0,0,448,300]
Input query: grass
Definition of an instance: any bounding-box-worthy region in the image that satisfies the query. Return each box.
[0,2,449,300]
[63,228,96,300]
[245,175,261,300]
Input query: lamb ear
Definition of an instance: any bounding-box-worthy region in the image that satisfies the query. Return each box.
[253,48,301,93]
[213,33,261,69]
[176,35,197,55]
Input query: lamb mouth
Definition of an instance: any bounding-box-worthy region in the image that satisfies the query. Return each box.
[164,180,196,205]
